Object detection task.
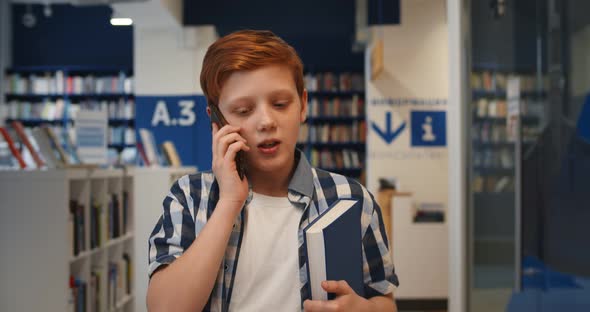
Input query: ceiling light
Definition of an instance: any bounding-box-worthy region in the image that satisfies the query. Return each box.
[110,17,133,26]
[110,9,132,26]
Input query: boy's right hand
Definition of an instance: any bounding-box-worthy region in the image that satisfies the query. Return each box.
[211,123,250,215]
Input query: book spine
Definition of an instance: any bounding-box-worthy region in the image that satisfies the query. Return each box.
[0,127,27,168]
[11,121,45,168]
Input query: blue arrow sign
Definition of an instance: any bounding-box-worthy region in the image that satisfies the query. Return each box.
[371,111,406,144]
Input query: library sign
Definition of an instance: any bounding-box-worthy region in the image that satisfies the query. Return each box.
[365,95,449,214]
[135,95,212,170]
[369,97,447,148]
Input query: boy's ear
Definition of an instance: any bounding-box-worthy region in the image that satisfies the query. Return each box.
[300,89,308,123]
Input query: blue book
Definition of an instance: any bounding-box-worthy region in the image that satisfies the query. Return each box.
[303,199,364,300]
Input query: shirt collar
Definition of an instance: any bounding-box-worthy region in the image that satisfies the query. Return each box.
[243,149,313,206]
[287,149,314,199]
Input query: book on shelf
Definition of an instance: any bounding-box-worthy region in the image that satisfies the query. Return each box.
[122,191,129,234]
[161,141,182,167]
[136,142,150,167]
[69,275,87,312]
[10,121,45,168]
[472,175,484,193]
[303,199,364,300]
[90,270,101,312]
[122,253,132,294]
[107,254,132,309]
[90,196,102,249]
[62,129,82,165]
[108,193,122,239]
[138,128,160,167]
[494,176,512,192]
[0,127,27,169]
[69,199,86,256]
[43,126,71,165]
[304,72,365,93]
[31,127,61,168]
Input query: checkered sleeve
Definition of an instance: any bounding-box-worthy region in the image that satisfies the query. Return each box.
[361,189,399,297]
[148,175,196,277]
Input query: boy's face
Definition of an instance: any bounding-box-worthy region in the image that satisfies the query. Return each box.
[216,64,308,176]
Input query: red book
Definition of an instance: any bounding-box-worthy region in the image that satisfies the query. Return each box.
[136,142,150,167]
[66,76,73,94]
[10,121,45,168]
[0,127,27,168]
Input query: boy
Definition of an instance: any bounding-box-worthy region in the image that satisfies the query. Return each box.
[147,30,399,312]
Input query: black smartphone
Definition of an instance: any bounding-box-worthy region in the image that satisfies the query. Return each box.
[209,104,247,180]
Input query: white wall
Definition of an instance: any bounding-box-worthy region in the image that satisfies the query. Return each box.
[366,0,449,207]
[134,25,217,95]
[112,0,217,96]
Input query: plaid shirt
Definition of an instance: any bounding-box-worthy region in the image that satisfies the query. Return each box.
[148,151,399,311]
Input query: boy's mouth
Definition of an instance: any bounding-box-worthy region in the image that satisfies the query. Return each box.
[257,139,281,153]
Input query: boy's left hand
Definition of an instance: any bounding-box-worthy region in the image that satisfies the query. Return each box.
[303,280,375,312]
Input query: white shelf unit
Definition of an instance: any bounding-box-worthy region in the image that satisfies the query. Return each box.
[0,168,133,312]
[0,166,197,312]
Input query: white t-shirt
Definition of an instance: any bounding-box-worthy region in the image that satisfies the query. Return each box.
[229,192,303,312]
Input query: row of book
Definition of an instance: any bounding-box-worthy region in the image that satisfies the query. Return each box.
[473,98,542,118]
[107,256,132,311]
[72,193,130,256]
[88,192,130,250]
[472,122,510,143]
[473,98,508,118]
[473,149,515,170]
[0,121,82,170]
[107,192,128,240]
[470,71,548,92]
[307,95,365,118]
[5,99,135,121]
[304,72,365,92]
[69,254,132,312]
[5,71,133,95]
[69,276,88,312]
[298,122,367,144]
[309,149,363,169]
[473,175,514,193]
[70,199,86,256]
[137,128,182,168]
[0,122,182,169]
[472,122,540,144]
[5,99,68,121]
[109,127,135,145]
[72,99,135,120]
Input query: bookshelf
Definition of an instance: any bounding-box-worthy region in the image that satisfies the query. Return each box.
[0,166,196,312]
[0,168,133,312]
[470,67,545,194]
[470,65,546,267]
[3,66,135,164]
[299,71,366,183]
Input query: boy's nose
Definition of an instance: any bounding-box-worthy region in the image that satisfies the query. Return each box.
[257,107,277,131]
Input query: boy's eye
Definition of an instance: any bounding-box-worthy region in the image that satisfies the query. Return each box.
[234,108,251,115]
[274,102,288,108]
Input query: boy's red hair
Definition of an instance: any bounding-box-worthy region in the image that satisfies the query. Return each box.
[200,30,304,107]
